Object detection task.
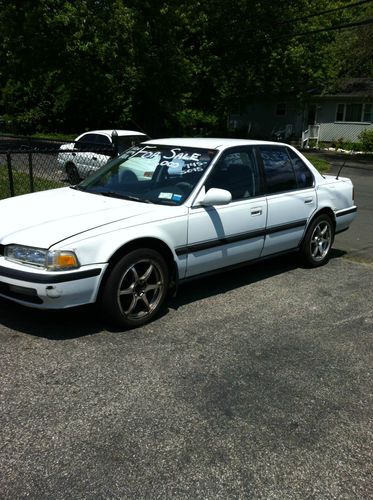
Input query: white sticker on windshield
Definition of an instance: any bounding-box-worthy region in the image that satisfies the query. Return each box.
[158,192,173,199]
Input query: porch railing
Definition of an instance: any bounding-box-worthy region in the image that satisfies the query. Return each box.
[302,124,320,148]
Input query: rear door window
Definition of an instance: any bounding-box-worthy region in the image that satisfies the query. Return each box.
[259,146,297,194]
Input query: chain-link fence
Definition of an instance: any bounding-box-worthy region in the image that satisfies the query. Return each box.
[0,133,120,199]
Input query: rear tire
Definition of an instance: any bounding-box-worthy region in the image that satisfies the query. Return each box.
[101,249,169,328]
[66,163,80,184]
[301,214,334,267]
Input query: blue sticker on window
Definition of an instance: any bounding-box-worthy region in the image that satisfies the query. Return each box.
[172,193,183,202]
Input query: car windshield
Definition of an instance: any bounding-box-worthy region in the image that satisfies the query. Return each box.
[77,144,217,205]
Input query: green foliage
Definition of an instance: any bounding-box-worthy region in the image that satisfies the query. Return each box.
[0,1,370,136]
[358,128,373,152]
[304,154,330,174]
[327,1,373,82]
[31,132,76,141]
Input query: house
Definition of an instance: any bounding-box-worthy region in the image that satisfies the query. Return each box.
[228,78,373,147]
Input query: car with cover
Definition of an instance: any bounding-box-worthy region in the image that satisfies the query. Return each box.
[0,138,357,328]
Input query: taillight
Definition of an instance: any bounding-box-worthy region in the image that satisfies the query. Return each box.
[352,186,355,203]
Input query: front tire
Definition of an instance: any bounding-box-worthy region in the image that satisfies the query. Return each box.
[101,249,169,328]
[301,214,334,267]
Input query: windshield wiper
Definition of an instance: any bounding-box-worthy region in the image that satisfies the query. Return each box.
[99,191,152,203]
[70,185,86,191]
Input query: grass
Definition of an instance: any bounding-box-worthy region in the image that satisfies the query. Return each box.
[304,153,331,173]
[0,165,64,200]
[31,132,76,141]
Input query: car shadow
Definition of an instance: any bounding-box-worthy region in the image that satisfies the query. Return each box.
[169,249,346,310]
[0,299,105,340]
[0,249,346,340]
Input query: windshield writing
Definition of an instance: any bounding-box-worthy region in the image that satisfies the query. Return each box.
[79,145,217,205]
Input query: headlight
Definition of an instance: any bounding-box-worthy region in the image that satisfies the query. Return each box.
[4,245,79,271]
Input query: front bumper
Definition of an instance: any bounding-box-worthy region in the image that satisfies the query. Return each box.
[0,261,107,309]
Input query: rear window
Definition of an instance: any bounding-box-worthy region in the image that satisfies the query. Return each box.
[287,148,314,188]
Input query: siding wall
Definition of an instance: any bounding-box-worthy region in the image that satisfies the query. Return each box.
[316,101,373,142]
[230,98,373,141]
[230,100,304,138]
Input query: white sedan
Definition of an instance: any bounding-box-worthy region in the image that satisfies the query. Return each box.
[0,138,357,328]
[57,129,148,183]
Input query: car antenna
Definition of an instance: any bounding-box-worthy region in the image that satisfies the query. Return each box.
[336,158,348,180]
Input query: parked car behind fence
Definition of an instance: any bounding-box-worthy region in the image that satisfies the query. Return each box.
[0,130,147,199]
[57,130,148,183]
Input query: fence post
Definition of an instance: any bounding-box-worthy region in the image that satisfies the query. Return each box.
[28,152,34,192]
[111,129,118,157]
[6,152,15,197]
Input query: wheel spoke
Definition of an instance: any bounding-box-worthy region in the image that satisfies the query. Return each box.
[144,281,162,293]
[140,294,151,311]
[312,245,319,258]
[124,295,139,315]
[140,264,154,282]
[130,266,139,282]
[119,286,134,296]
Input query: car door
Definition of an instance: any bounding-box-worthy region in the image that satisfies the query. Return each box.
[74,134,109,177]
[258,145,317,256]
[74,133,98,177]
[184,147,267,277]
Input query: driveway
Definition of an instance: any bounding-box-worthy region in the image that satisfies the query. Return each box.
[0,155,372,499]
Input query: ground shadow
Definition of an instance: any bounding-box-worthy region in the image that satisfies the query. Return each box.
[0,249,346,340]
[169,249,345,310]
[0,299,105,340]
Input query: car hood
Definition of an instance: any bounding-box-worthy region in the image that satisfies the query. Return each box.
[0,188,156,248]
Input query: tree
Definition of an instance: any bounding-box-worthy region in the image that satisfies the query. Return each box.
[0,0,138,133]
[0,0,370,136]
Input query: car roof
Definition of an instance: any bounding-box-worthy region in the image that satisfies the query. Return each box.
[142,137,290,150]
[81,129,147,137]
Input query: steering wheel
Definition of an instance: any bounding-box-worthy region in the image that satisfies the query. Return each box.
[175,181,193,194]
[120,170,138,183]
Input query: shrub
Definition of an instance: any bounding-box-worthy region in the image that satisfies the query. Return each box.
[358,128,373,152]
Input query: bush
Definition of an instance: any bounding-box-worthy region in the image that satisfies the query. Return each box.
[358,129,373,152]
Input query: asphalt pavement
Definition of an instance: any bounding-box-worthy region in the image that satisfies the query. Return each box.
[0,153,372,499]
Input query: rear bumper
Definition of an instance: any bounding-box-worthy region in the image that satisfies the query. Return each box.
[0,263,107,309]
[335,206,357,234]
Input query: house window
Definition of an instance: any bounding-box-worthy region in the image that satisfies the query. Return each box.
[336,104,344,121]
[345,104,363,122]
[364,104,372,122]
[275,103,287,116]
[336,103,372,123]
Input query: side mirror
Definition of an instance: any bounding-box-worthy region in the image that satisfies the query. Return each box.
[200,188,232,206]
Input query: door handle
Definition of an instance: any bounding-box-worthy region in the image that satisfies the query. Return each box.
[251,208,262,216]
[304,197,313,204]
